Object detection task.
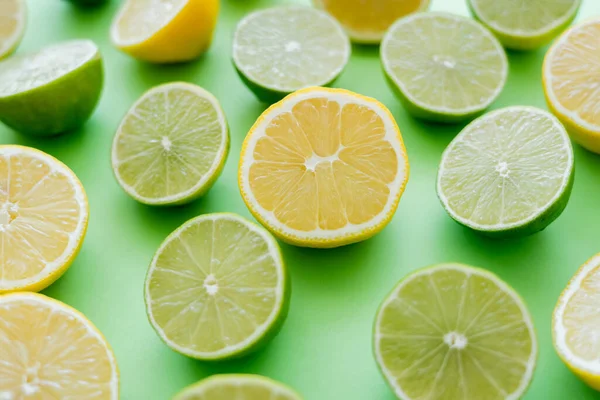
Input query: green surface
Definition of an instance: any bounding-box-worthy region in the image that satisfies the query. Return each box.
[3,0,600,399]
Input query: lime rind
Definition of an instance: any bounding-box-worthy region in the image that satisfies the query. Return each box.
[381,12,508,123]
[111,82,229,206]
[144,212,290,361]
[173,374,303,400]
[232,6,351,103]
[374,263,537,400]
[468,0,581,50]
[437,106,574,238]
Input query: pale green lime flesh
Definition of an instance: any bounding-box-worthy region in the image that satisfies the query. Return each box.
[468,0,581,50]
[0,39,103,136]
[174,374,302,400]
[381,12,507,122]
[232,6,350,102]
[111,82,229,206]
[437,106,574,237]
[374,264,537,400]
[145,213,289,361]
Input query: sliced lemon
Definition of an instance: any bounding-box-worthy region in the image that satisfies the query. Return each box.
[173,374,302,400]
[0,0,26,59]
[145,213,289,361]
[374,263,537,400]
[238,87,409,248]
[313,0,429,44]
[543,18,600,154]
[0,145,88,293]
[553,253,600,390]
[110,0,219,63]
[111,82,229,206]
[0,292,118,399]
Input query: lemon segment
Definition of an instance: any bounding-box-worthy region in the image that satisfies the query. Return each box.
[0,0,26,59]
[0,145,88,293]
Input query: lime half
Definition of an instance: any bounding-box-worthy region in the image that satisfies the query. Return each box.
[145,213,289,361]
[381,12,507,123]
[468,0,581,50]
[111,82,229,206]
[437,106,574,238]
[374,263,537,400]
[0,0,26,59]
[233,6,350,103]
[173,374,302,400]
[0,39,103,136]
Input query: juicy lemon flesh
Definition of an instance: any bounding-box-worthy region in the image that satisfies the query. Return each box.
[384,13,506,113]
[115,0,186,44]
[547,21,600,131]
[318,0,426,39]
[562,263,600,362]
[439,108,571,228]
[377,266,535,400]
[0,294,116,399]
[0,0,24,58]
[0,150,84,289]
[113,85,224,201]
[176,376,300,400]
[234,7,349,92]
[249,97,398,232]
[147,217,281,355]
[471,0,577,34]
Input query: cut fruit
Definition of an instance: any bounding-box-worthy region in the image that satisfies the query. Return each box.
[112,82,228,206]
[437,106,574,238]
[374,263,537,400]
[173,374,302,400]
[543,18,600,154]
[111,0,219,63]
[553,253,600,390]
[0,39,103,136]
[145,213,289,361]
[238,87,409,248]
[313,0,430,44]
[468,0,581,50]
[381,12,508,123]
[0,0,26,59]
[0,145,88,293]
[0,292,118,399]
[233,6,350,103]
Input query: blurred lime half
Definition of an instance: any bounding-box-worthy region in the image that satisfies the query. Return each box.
[0,39,103,136]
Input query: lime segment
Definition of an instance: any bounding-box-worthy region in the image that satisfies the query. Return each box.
[111,82,229,206]
[437,106,574,237]
[374,263,537,400]
[381,12,507,122]
[174,374,302,400]
[233,6,350,102]
[145,213,289,361]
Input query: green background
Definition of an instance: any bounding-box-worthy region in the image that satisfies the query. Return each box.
[4,0,600,398]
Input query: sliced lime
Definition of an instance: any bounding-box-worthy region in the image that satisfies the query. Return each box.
[145,213,289,361]
[232,6,350,103]
[173,374,302,400]
[374,263,537,400]
[468,0,581,50]
[437,106,574,237]
[111,82,229,206]
[0,39,103,136]
[381,12,507,123]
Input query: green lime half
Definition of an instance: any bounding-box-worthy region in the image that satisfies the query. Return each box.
[437,106,574,238]
[374,263,537,400]
[468,0,581,50]
[232,6,350,103]
[145,213,290,361]
[111,82,229,206]
[0,39,103,136]
[381,12,507,123]
[173,374,303,400]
